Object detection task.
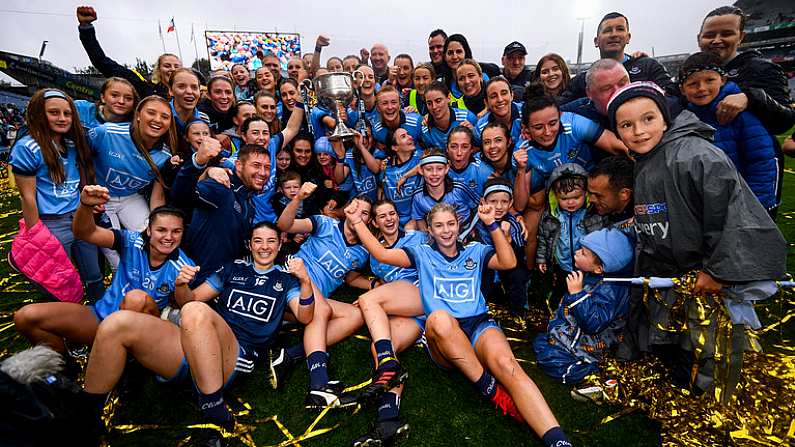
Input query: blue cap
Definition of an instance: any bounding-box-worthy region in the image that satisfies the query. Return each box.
[580,228,633,273]
[314,137,334,156]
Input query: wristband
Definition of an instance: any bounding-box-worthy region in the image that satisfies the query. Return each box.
[315,46,323,53]
[486,221,500,232]
[299,294,315,306]
[370,279,378,290]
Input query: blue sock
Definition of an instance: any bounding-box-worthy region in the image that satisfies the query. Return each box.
[542,426,571,447]
[307,351,329,390]
[286,344,305,361]
[197,388,232,424]
[475,370,497,399]
[374,339,397,369]
[377,392,400,422]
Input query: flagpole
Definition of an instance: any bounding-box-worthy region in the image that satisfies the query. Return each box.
[158,20,166,53]
[173,19,184,61]
[191,23,199,64]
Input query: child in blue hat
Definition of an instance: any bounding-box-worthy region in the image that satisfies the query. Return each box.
[533,228,634,384]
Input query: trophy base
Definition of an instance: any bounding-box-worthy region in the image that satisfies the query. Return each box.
[328,122,356,142]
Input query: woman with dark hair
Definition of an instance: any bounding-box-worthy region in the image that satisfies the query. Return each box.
[231,63,257,101]
[531,54,571,98]
[10,88,103,301]
[197,76,236,134]
[441,34,500,97]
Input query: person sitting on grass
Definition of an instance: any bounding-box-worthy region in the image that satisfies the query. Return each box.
[534,228,633,384]
[14,185,194,355]
[347,200,572,447]
[78,222,315,446]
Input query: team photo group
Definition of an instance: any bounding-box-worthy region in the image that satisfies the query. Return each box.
[2,2,794,446]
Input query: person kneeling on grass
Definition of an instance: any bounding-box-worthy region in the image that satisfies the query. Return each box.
[14,185,193,355]
[347,200,572,447]
[78,222,315,446]
[534,228,633,384]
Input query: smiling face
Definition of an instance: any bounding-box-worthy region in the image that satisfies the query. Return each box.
[249,225,280,267]
[526,106,560,148]
[681,70,724,106]
[356,65,376,96]
[292,139,313,167]
[157,55,182,84]
[698,14,745,64]
[456,63,481,97]
[231,65,250,86]
[170,71,200,110]
[209,79,234,113]
[393,128,416,154]
[377,90,401,122]
[137,99,171,141]
[233,103,256,130]
[45,98,72,135]
[280,83,299,110]
[255,68,275,92]
[420,162,448,188]
[539,59,564,94]
[373,202,400,236]
[428,34,445,65]
[243,120,270,146]
[147,214,184,258]
[101,81,136,117]
[395,57,413,85]
[595,16,631,58]
[413,67,434,95]
[316,152,333,166]
[342,57,359,73]
[445,41,465,70]
[428,209,459,249]
[327,58,343,72]
[486,80,512,118]
[371,45,390,72]
[255,95,278,123]
[446,131,472,169]
[425,89,449,122]
[614,97,667,155]
[236,152,270,191]
[481,126,509,163]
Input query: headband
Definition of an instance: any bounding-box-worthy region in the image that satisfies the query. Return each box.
[483,184,513,198]
[43,90,68,100]
[419,154,448,166]
[678,64,726,86]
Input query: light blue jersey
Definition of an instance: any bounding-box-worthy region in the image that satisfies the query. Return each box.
[169,100,210,134]
[370,230,425,284]
[379,152,423,226]
[371,111,423,145]
[473,102,524,147]
[403,241,494,318]
[10,135,82,215]
[410,179,479,225]
[420,108,477,149]
[474,152,518,186]
[93,230,194,320]
[88,122,171,197]
[296,215,369,298]
[344,149,378,201]
[448,159,485,197]
[519,111,603,191]
[75,100,106,130]
[251,134,283,223]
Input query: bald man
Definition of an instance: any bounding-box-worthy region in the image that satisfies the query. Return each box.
[370,43,390,84]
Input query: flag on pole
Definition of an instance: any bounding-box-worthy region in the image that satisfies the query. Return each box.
[158,20,164,39]
[167,18,175,33]
[189,23,194,43]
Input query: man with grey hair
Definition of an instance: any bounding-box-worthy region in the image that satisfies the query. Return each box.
[559,59,630,129]
[560,11,676,103]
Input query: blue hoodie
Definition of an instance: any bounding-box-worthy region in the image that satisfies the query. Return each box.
[687,81,779,210]
[533,229,634,383]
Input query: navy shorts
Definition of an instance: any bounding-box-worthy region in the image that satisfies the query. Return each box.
[157,341,258,388]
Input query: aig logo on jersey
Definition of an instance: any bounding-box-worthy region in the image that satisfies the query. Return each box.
[226,289,277,323]
[319,250,348,278]
[105,168,149,191]
[52,179,80,198]
[432,277,476,303]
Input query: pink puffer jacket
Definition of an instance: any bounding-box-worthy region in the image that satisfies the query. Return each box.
[10,219,84,303]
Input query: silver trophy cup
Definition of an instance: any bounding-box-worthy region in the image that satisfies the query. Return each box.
[313,72,356,141]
